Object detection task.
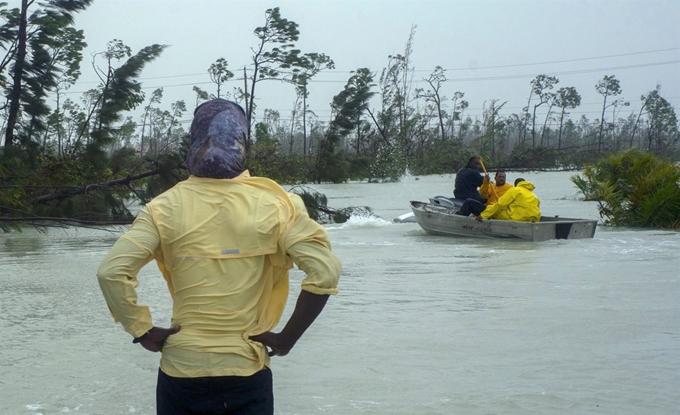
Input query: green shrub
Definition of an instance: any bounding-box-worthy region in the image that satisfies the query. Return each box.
[572,149,680,229]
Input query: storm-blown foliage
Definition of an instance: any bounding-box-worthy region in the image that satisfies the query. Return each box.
[0,28,179,229]
[92,43,168,148]
[1,0,92,149]
[313,68,375,183]
[1,5,679,230]
[571,150,680,229]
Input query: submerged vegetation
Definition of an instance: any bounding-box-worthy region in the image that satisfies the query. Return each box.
[0,4,678,229]
[288,185,373,224]
[572,150,680,229]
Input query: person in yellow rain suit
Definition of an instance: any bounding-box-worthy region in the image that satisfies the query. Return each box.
[481,178,541,222]
[479,171,513,206]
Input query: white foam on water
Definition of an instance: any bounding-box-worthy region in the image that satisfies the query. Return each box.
[338,214,393,229]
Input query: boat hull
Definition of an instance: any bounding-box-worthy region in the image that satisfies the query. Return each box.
[410,201,597,241]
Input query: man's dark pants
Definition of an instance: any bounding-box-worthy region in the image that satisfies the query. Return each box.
[456,198,486,217]
[156,367,273,415]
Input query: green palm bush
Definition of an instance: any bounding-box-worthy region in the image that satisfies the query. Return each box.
[572,150,680,229]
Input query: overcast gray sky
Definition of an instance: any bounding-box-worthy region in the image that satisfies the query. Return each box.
[62,0,680,125]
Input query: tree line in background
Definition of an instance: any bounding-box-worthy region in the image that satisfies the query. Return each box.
[0,3,678,228]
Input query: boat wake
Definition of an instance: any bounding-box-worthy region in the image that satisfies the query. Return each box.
[327,213,393,230]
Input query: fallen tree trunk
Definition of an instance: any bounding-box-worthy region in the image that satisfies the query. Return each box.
[31,169,160,203]
[0,216,133,225]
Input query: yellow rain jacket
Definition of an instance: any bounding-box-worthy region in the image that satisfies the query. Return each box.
[97,171,341,378]
[479,179,513,205]
[481,181,541,222]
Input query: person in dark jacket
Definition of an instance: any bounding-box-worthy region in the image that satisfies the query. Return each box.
[453,156,487,204]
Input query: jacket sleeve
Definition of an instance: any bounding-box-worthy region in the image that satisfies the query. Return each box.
[481,188,517,219]
[281,194,341,295]
[479,177,490,198]
[96,207,160,338]
[473,171,484,187]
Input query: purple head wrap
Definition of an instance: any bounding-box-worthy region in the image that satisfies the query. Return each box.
[186,99,248,179]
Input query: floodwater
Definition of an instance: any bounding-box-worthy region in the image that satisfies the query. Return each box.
[1,171,678,415]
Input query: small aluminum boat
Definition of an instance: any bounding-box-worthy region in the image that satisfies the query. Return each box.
[406,198,597,241]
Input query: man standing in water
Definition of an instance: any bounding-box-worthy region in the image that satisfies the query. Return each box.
[97,99,341,414]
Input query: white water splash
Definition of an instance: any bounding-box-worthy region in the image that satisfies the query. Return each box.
[327,214,393,230]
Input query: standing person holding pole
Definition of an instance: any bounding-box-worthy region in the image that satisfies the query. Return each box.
[97,98,341,415]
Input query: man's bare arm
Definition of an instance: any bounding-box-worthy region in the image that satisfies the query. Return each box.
[250,291,329,356]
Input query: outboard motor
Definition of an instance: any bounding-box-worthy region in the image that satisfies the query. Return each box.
[429,196,464,209]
